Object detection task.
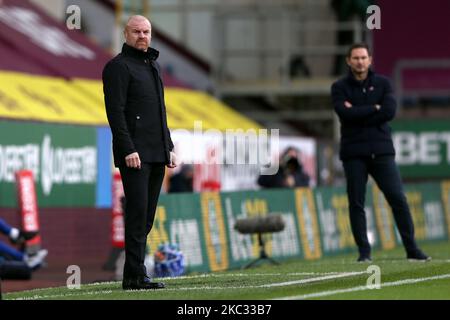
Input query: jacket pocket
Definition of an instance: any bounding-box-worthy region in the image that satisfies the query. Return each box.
[128,115,141,138]
[134,115,143,136]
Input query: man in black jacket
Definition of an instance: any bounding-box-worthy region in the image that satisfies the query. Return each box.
[331,43,430,262]
[103,15,177,290]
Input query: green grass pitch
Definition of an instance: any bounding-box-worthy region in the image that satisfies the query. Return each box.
[4,241,450,300]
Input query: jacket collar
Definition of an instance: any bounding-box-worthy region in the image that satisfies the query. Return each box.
[121,43,159,61]
[346,68,374,85]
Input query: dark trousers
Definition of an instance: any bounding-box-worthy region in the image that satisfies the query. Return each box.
[119,163,165,280]
[343,155,418,256]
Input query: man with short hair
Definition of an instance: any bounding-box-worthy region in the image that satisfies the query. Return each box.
[331,43,430,263]
[102,15,177,290]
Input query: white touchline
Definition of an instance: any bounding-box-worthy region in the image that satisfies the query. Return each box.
[276,273,450,300]
[163,271,367,290]
[10,262,450,298]
[9,271,367,299]
[256,271,367,288]
[13,290,114,300]
[160,271,346,280]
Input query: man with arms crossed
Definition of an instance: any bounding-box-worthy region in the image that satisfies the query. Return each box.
[331,43,430,263]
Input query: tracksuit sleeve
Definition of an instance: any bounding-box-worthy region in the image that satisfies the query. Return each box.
[364,79,397,125]
[332,82,377,124]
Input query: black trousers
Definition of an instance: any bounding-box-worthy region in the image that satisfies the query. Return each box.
[343,155,418,256]
[119,163,165,280]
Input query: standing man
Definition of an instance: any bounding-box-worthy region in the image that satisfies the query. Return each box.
[103,15,177,290]
[331,43,430,262]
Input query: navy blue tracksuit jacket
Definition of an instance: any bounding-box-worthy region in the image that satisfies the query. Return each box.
[331,69,396,160]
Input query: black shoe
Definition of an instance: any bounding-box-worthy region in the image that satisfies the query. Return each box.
[357,255,372,263]
[10,230,39,244]
[122,277,165,290]
[407,249,431,262]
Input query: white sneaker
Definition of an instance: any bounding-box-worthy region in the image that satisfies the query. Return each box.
[25,249,48,269]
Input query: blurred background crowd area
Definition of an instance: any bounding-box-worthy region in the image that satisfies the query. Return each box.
[0,0,449,291]
[1,0,449,191]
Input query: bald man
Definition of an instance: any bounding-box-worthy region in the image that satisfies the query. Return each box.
[102,16,177,290]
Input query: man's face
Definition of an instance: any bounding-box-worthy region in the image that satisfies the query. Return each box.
[346,48,372,75]
[124,18,151,52]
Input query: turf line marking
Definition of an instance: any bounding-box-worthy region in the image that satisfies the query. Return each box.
[5,272,354,296]
[162,271,367,291]
[162,271,346,280]
[277,273,450,300]
[5,272,348,298]
[8,261,450,297]
[9,272,366,299]
[13,290,114,300]
[3,281,119,296]
[256,271,366,288]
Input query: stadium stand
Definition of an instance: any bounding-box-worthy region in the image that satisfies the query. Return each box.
[0,0,260,292]
[1,0,449,296]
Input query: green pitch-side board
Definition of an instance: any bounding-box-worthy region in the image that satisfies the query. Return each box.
[149,181,450,274]
[392,119,450,178]
[0,120,97,207]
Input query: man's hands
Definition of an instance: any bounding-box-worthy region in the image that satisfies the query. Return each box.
[345,101,381,111]
[125,151,178,169]
[167,151,178,168]
[125,152,141,169]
